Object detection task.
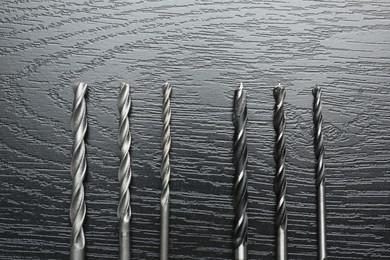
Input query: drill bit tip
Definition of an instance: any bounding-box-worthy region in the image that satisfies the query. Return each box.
[74,82,87,91]
[236,82,244,99]
[274,83,285,95]
[313,86,322,95]
[120,82,130,89]
[118,83,131,111]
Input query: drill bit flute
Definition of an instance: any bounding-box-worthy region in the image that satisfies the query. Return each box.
[273,84,287,260]
[160,82,172,260]
[70,83,88,260]
[312,87,327,260]
[117,83,132,260]
[232,83,248,260]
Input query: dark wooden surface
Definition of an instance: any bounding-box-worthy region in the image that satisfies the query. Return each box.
[1,1,389,259]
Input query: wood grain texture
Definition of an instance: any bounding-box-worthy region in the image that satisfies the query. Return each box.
[0,0,389,259]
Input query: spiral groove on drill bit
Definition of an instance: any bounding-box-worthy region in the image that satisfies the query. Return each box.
[273,85,287,229]
[160,82,172,260]
[313,86,327,260]
[232,83,248,258]
[70,82,88,260]
[313,87,325,188]
[117,83,132,260]
[273,84,287,260]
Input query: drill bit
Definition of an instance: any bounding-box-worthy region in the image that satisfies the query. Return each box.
[160,82,172,260]
[70,82,88,260]
[232,83,248,260]
[117,83,132,260]
[312,87,327,260]
[273,84,287,260]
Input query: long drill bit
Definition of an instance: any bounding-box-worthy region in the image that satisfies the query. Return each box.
[160,82,172,260]
[117,83,132,260]
[70,82,88,260]
[312,87,327,260]
[273,84,287,260]
[232,83,248,260]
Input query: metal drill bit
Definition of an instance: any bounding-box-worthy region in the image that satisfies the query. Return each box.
[160,82,172,260]
[70,82,88,260]
[117,83,132,260]
[273,84,287,260]
[312,86,327,260]
[232,83,248,260]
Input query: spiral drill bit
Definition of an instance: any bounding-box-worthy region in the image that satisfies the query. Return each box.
[232,83,248,260]
[273,84,287,260]
[70,82,88,260]
[160,82,172,260]
[117,83,132,260]
[313,87,327,260]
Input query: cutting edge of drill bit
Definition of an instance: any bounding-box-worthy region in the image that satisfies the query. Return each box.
[273,84,287,260]
[117,83,132,260]
[233,82,248,260]
[70,82,88,260]
[313,86,327,260]
[160,82,172,260]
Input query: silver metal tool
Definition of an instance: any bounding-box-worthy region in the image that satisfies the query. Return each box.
[117,83,132,260]
[70,82,88,260]
[160,82,172,260]
[273,84,287,260]
[232,83,248,260]
[312,86,327,260]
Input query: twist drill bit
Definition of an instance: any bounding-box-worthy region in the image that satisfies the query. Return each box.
[232,83,248,260]
[117,83,132,260]
[160,82,172,260]
[70,83,88,260]
[273,84,287,260]
[312,87,327,260]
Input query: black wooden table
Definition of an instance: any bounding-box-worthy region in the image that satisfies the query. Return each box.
[1,1,389,259]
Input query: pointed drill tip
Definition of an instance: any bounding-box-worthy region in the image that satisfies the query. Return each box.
[120,82,130,91]
[162,82,171,91]
[313,86,321,95]
[273,83,285,96]
[239,82,243,91]
[74,82,88,94]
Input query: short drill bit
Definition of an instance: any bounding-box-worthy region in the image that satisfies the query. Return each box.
[117,83,132,260]
[70,82,88,260]
[232,83,248,260]
[312,87,327,260]
[160,82,172,260]
[273,84,287,260]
